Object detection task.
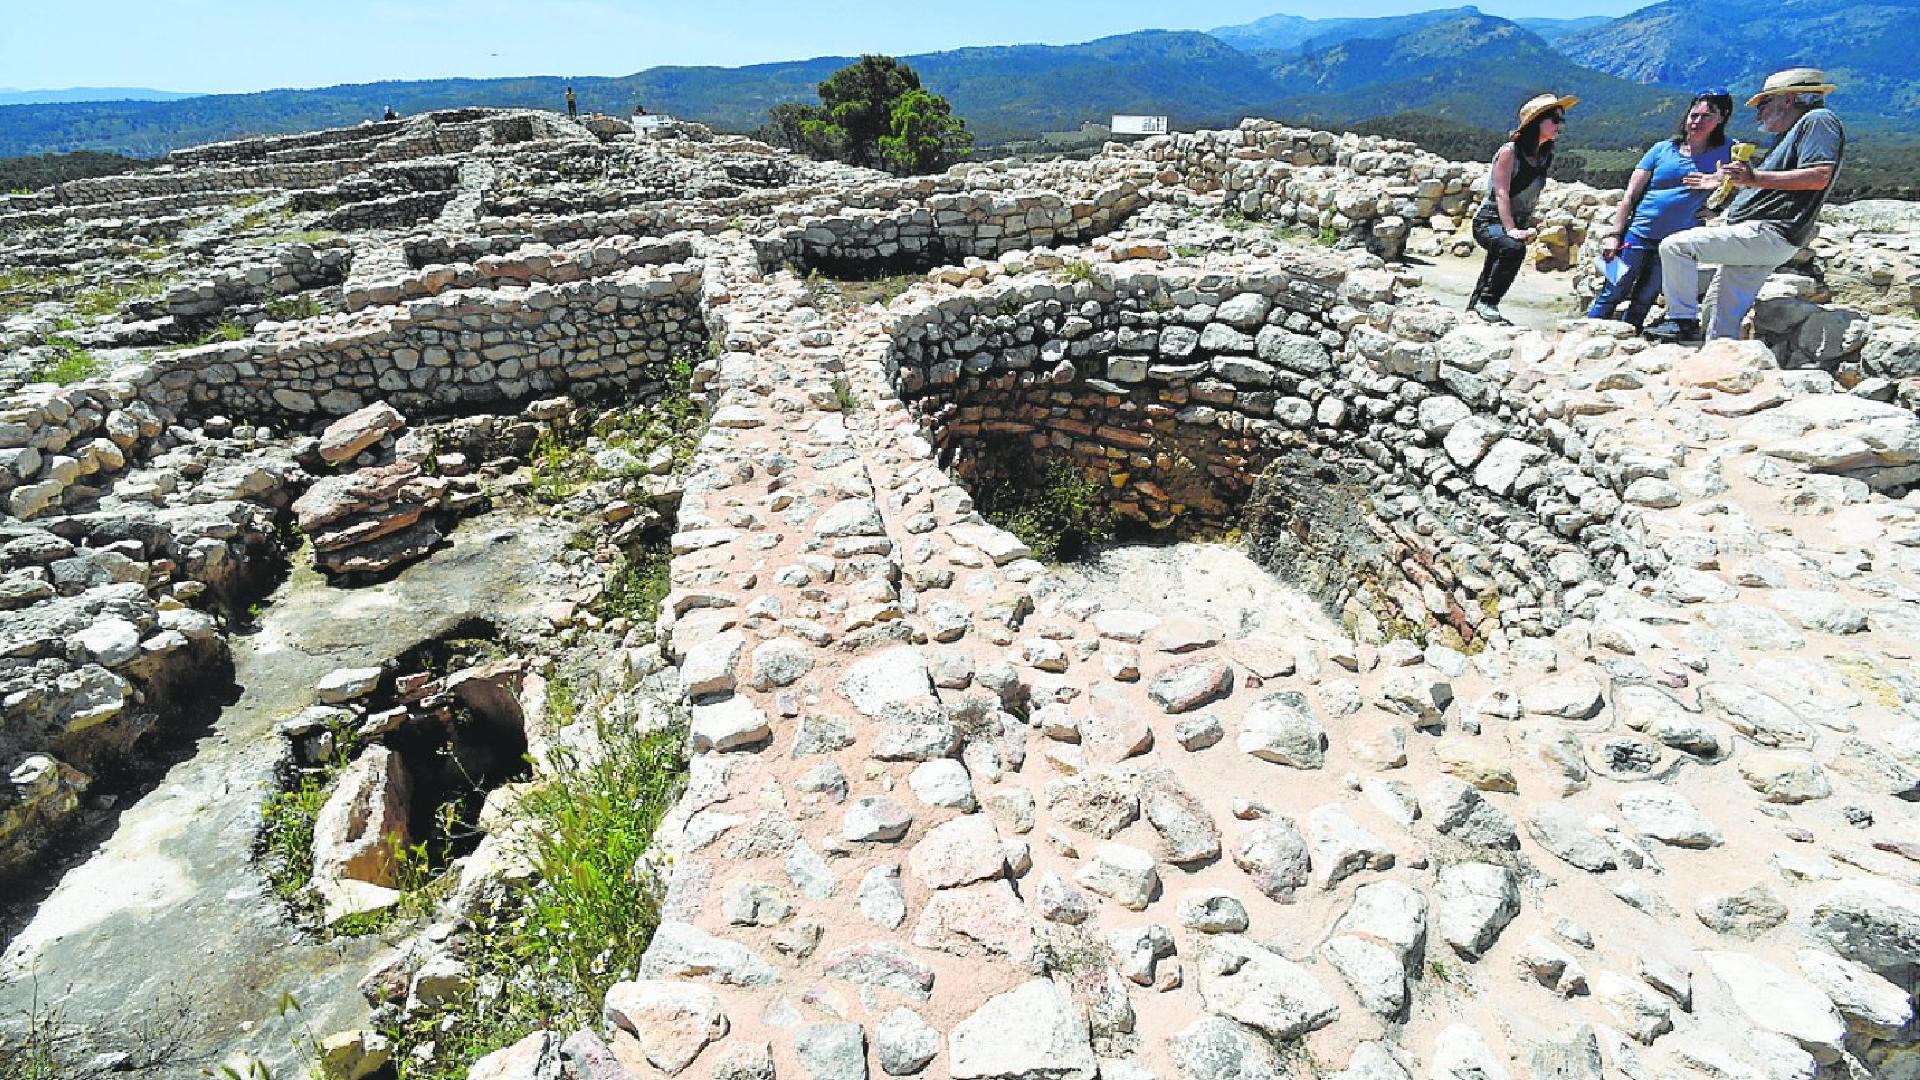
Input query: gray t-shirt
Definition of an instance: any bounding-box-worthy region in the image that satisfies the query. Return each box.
[1727,108,1844,246]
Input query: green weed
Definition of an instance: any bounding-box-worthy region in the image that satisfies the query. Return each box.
[1057,259,1097,284]
[381,710,687,1080]
[264,294,323,321]
[69,275,167,319]
[596,543,672,630]
[248,230,342,247]
[981,457,1113,563]
[259,772,331,909]
[27,337,100,385]
[529,357,702,504]
[0,991,66,1080]
[0,268,77,318]
[831,375,858,413]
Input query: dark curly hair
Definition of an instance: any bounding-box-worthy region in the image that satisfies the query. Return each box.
[1670,92,1733,148]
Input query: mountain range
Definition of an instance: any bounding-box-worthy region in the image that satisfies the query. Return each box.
[3,0,1917,161]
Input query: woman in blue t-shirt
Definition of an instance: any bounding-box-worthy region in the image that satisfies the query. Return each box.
[1588,91,1735,328]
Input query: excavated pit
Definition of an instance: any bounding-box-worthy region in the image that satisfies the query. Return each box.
[271,619,534,899]
[885,262,1619,648]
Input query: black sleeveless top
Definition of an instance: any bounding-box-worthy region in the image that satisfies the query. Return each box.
[1478,144,1553,226]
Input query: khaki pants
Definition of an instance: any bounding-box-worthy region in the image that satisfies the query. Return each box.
[1657,221,1800,340]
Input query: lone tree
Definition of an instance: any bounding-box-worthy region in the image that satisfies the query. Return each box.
[759,55,971,175]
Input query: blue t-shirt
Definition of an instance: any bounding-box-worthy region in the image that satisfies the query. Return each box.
[1624,140,1733,247]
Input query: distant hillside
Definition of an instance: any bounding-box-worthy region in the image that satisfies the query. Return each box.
[0,32,1284,157]
[0,86,199,106]
[1212,7,1483,55]
[1260,14,1690,146]
[1555,0,1920,117]
[1514,16,1613,43]
[1212,8,1611,55]
[7,4,1920,161]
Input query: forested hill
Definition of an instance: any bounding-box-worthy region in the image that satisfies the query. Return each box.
[1252,14,1688,146]
[6,3,1920,161]
[1555,0,1920,116]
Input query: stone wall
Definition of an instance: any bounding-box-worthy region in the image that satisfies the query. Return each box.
[757,183,1151,276]
[883,256,1656,645]
[158,241,353,321]
[349,234,690,312]
[61,161,366,201]
[136,262,704,421]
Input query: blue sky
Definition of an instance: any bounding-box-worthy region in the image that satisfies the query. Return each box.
[5,0,1648,95]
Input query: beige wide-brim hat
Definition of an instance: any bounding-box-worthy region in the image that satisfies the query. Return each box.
[1746,68,1837,107]
[1512,93,1578,138]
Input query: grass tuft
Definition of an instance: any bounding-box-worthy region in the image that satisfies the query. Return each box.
[27,337,100,384]
[381,706,687,1080]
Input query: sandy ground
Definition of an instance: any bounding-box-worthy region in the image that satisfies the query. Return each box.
[1403,251,1583,333]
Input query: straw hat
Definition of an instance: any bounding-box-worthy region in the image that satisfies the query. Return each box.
[1511,93,1578,139]
[1746,68,1836,107]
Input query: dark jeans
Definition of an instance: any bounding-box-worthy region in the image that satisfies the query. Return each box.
[1586,244,1662,328]
[1468,216,1527,308]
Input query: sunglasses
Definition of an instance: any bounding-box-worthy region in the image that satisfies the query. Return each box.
[1696,86,1730,98]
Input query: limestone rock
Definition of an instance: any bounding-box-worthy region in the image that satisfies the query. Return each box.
[640,921,778,987]
[318,402,406,465]
[908,814,1004,890]
[1231,818,1311,902]
[602,980,729,1075]
[1140,766,1220,864]
[1700,951,1844,1058]
[1436,862,1518,959]
[1616,789,1722,848]
[1076,842,1159,911]
[312,744,411,888]
[1178,889,1250,934]
[1809,878,1920,982]
[1148,656,1233,713]
[1167,1016,1287,1080]
[795,1023,867,1080]
[1195,935,1340,1038]
[1432,1026,1512,1080]
[876,1007,941,1076]
[948,979,1097,1080]
[1237,690,1326,768]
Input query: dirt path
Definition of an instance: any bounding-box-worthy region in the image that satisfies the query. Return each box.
[1403,251,1582,333]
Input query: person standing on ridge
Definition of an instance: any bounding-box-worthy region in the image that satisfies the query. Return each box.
[1466,93,1576,325]
[1587,90,1734,329]
[1644,68,1844,344]
[565,84,578,118]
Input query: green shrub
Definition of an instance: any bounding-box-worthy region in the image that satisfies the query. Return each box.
[831,376,858,413]
[982,457,1113,562]
[382,709,687,1079]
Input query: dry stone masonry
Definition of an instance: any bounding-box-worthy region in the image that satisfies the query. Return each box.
[3,107,1920,1080]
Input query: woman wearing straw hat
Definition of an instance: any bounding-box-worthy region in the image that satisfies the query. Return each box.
[1466,93,1575,325]
[1587,90,1735,329]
